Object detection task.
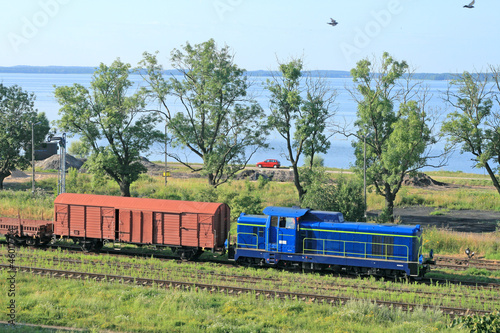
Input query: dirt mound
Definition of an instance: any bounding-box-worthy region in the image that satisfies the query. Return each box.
[403,173,446,187]
[139,157,164,172]
[236,169,294,182]
[36,154,84,170]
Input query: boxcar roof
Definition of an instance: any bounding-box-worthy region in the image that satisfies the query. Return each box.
[54,193,227,215]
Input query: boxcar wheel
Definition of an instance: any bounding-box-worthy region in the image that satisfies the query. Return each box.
[80,240,97,253]
[94,240,104,252]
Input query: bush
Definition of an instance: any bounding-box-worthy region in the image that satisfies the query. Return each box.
[301,168,364,222]
[449,311,500,332]
[303,155,324,168]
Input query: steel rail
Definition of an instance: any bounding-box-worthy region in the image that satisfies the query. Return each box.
[0,264,493,318]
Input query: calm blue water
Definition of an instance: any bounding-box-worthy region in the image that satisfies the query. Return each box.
[0,73,485,174]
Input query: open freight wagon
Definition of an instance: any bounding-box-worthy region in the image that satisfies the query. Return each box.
[53,193,230,258]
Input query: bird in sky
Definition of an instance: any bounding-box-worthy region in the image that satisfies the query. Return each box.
[463,0,475,8]
[327,18,338,26]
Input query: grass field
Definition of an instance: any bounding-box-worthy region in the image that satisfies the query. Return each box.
[0,267,459,332]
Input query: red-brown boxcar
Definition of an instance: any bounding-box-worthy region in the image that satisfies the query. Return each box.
[53,193,230,256]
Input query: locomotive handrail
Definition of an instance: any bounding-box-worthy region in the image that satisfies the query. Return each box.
[236,232,259,249]
[302,238,410,262]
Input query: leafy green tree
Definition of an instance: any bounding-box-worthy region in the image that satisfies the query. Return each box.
[68,139,89,159]
[139,39,269,187]
[54,59,164,197]
[441,69,500,195]
[266,58,337,201]
[349,53,442,222]
[0,84,50,189]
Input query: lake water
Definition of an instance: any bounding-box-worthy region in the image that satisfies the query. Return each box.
[0,72,485,174]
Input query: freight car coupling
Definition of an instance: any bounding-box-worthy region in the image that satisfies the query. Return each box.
[0,194,434,278]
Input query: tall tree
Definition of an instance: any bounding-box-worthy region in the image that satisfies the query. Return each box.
[0,84,50,189]
[349,53,444,222]
[139,39,269,187]
[441,69,500,195]
[54,59,164,197]
[266,58,337,201]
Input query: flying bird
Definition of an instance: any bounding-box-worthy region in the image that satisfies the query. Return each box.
[463,0,475,8]
[327,18,338,26]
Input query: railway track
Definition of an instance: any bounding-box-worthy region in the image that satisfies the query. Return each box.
[11,253,500,291]
[435,255,500,272]
[4,240,500,273]
[3,248,499,315]
[0,263,493,318]
[2,244,499,291]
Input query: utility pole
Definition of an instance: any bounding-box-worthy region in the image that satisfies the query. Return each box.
[31,121,41,194]
[48,133,66,194]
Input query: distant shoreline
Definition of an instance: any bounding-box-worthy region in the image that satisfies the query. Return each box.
[0,65,457,80]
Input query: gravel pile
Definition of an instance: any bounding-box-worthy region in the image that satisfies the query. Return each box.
[402,173,446,187]
[35,154,84,170]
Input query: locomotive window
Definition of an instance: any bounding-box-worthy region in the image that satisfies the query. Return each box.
[279,217,286,228]
[270,216,278,227]
[285,217,295,229]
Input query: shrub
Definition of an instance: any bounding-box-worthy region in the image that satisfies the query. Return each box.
[449,311,500,332]
[301,168,364,222]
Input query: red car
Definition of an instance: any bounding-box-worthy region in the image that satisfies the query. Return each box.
[256,159,280,168]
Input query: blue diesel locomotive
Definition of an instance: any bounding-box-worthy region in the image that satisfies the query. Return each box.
[233,206,434,277]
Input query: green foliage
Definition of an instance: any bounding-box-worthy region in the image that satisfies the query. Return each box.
[423,226,500,260]
[441,69,500,195]
[397,188,429,206]
[301,168,364,222]
[219,180,263,221]
[257,175,270,189]
[68,139,89,159]
[0,189,53,219]
[0,83,50,189]
[266,58,337,201]
[139,39,269,188]
[303,154,325,168]
[450,311,500,332]
[54,59,164,196]
[350,52,438,222]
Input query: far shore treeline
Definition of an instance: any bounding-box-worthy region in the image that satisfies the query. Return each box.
[0,65,458,80]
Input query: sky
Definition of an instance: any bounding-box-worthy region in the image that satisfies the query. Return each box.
[1,0,499,73]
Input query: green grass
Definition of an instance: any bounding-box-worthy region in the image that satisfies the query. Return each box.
[422,227,500,260]
[0,190,53,220]
[0,270,459,333]
[3,245,498,312]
